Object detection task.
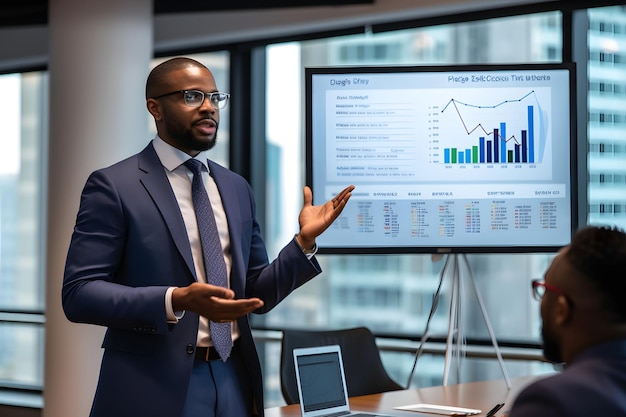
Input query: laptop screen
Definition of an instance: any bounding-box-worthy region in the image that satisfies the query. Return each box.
[294,346,350,415]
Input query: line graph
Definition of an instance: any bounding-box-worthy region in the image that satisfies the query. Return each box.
[440,90,536,146]
[430,88,549,166]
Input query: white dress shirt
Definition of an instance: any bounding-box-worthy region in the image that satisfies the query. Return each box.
[152,135,316,347]
[152,136,237,347]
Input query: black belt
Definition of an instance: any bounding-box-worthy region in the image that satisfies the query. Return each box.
[195,346,222,361]
[194,341,238,361]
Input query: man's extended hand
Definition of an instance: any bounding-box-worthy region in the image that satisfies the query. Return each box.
[172,283,264,322]
[296,184,355,249]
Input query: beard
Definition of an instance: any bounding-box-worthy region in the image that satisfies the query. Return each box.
[183,118,219,152]
[160,110,219,153]
[180,127,218,152]
[541,325,563,363]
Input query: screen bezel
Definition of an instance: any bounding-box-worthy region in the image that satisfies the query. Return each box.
[305,63,578,255]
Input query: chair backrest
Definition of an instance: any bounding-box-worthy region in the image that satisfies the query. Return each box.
[279,326,403,405]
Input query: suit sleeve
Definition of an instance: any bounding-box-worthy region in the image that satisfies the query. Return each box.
[219,170,321,313]
[62,169,170,335]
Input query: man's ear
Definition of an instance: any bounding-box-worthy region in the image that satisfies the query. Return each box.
[553,295,572,326]
[146,98,162,121]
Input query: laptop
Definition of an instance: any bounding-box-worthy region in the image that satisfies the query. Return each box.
[293,344,393,417]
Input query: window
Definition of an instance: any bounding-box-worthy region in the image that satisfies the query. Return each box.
[0,52,230,406]
[0,71,47,403]
[5,2,626,413]
[587,6,626,230]
[257,12,564,407]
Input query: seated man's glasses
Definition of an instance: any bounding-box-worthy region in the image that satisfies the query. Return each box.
[531,279,573,307]
[153,90,230,109]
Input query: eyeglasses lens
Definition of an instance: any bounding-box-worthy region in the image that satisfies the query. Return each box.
[183,91,204,107]
[532,281,545,301]
[209,93,229,109]
[182,91,229,109]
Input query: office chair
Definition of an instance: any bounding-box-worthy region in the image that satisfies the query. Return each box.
[280,326,403,404]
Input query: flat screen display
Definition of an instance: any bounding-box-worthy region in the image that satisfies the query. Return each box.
[306,63,577,253]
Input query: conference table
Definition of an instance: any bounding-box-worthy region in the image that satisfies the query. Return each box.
[265,375,546,417]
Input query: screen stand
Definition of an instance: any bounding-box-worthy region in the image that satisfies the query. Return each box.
[406,253,511,390]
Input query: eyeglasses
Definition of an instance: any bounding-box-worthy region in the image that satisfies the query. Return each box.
[153,90,230,109]
[531,279,572,306]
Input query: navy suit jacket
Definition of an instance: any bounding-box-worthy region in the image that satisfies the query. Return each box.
[62,142,321,417]
[508,339,626,417]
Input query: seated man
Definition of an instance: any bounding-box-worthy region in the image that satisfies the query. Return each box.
[508,225,626,417]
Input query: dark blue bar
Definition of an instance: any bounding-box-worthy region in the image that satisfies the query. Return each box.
[493,128,499,163]
[500,122,507,163]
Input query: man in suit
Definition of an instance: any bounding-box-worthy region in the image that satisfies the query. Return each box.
[62,56,354,417]
[508,225,626,417]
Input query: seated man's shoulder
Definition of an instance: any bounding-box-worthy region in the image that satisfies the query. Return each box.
[509,365,626,417]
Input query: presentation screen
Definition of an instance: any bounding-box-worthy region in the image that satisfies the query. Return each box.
[306,63,577,254]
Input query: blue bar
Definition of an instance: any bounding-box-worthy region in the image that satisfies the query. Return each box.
[514,144,520,163]
[479,137,485,163]
[521,130,528,163]
[528,105,535,163]
[465,149,471,164]
[487,141,493,163]
[493,128,499,163]
[459,152,464,163]
[500,122,507,164]
[444,148,450,164]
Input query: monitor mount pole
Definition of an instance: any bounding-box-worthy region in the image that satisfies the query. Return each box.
[406,253,511,389]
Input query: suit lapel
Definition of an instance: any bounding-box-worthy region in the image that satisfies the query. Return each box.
[138,144,196,280]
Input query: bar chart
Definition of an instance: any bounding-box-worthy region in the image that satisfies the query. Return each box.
[435,89,547,166]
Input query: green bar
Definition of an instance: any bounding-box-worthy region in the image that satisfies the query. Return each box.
[472,146,478,163]
[451,148,457,164]
[507,150,513,163]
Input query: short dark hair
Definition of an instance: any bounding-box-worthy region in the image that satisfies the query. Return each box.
[145,57,207,99]
[566,225,626,321]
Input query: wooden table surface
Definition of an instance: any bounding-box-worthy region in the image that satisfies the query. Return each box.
[264,375,545,417]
